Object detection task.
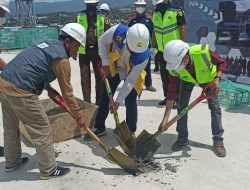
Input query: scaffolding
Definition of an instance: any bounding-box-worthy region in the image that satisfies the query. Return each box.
[15,0,36,27]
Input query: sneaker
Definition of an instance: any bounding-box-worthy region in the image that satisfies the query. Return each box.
[83,128,106,141]
[158,98,166,106]
[40,166,70,180]
[5,157,29,172]
[146,86,156,92]
[213,139,226,157]
[171,136,189,151]
[0,146,4,157]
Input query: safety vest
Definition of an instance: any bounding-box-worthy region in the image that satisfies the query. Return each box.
[169,44,217,84]
[108,25,149,94]
[153,8,180,52]
[1,40,68,95]
[77,12,105,54]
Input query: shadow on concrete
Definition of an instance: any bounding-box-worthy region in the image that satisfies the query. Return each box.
[56,161,130,176]
[224,105,250,115]
[0,153,40,182]
[137,99,166,108]
[75,128,132,175]
[153,133,213,160]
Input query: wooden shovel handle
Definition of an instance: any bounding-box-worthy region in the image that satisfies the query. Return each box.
[66,106,109,151]
[152,87,212,140]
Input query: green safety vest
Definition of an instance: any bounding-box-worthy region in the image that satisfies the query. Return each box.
[169,44,217,84]
[77,13,105,54]
[152,8,180,52]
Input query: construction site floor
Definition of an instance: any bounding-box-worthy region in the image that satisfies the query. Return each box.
[0,51,249,190]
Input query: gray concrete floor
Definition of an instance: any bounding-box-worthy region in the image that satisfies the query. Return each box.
[0,51,250,190]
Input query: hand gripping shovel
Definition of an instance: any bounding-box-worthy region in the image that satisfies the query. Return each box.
[50,90,140,174]
[135,83,218,160]
[99,64,136,156]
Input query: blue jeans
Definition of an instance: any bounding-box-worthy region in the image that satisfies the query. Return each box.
[176,81,224,141]
[94,74,138,133]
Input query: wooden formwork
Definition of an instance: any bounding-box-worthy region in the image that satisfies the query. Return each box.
[19,98,97,147]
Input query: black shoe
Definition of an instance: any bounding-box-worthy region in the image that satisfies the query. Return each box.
[5,157,29,172]
[171,136,189,151]
[83,128,106,141]
[213,139,226,157]
[158,98,166,106]
[0,146,4,157]
[40,166,71,180]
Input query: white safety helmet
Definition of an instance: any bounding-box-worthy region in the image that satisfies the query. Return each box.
[84,0,99,3]
[126,23,149,53]
[163,40,189,71]
[134,0,147,5]
[152,0,164,6]
[0,0,10,13]
[60,23,86,47]
[100,3,110,11]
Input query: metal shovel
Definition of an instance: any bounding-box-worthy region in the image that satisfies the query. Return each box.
[135,83,217,160]
[51,91,140,174]
[102,76,136,156]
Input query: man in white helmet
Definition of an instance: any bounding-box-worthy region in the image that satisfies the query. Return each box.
[151,0,187,107]
[128,0,157,92]
[84,23,150,140]
[99,3,110,17]
[0,23,87,179]
[0,0,10,157]
[159,40,227,157]
[77,0,110,105]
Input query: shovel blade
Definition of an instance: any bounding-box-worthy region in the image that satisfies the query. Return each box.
[113,120,135,156]
[107,147,140,175]
[135,130,161,160]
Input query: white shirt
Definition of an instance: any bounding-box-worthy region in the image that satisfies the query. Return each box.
[98,24,148,104]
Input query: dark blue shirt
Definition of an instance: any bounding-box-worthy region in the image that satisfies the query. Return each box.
[127,13,154,47]
[127,13,154,38]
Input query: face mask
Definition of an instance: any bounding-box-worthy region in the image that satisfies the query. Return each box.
[136,7,145,14]
[0,18,6,26]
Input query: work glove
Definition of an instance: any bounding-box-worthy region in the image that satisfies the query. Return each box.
[150,48,158,57]
[203,82,219,98]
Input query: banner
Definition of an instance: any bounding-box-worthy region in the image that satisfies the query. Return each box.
[174,0,250,84]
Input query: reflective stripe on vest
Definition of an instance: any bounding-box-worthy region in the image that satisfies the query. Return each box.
[77,13,105,54]
[169,44,217,84]
[153,9,180,52]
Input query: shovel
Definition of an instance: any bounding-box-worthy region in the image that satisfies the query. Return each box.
[135,83,218,160]
[50,90,140,174]
[99,64,136,156]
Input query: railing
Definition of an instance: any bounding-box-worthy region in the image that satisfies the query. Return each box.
[0,26,59,50]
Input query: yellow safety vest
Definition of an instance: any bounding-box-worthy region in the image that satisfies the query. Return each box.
[77,12,105,54]
[153,8,180,52]
[169,44,217,84]
[108,43,147,94]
